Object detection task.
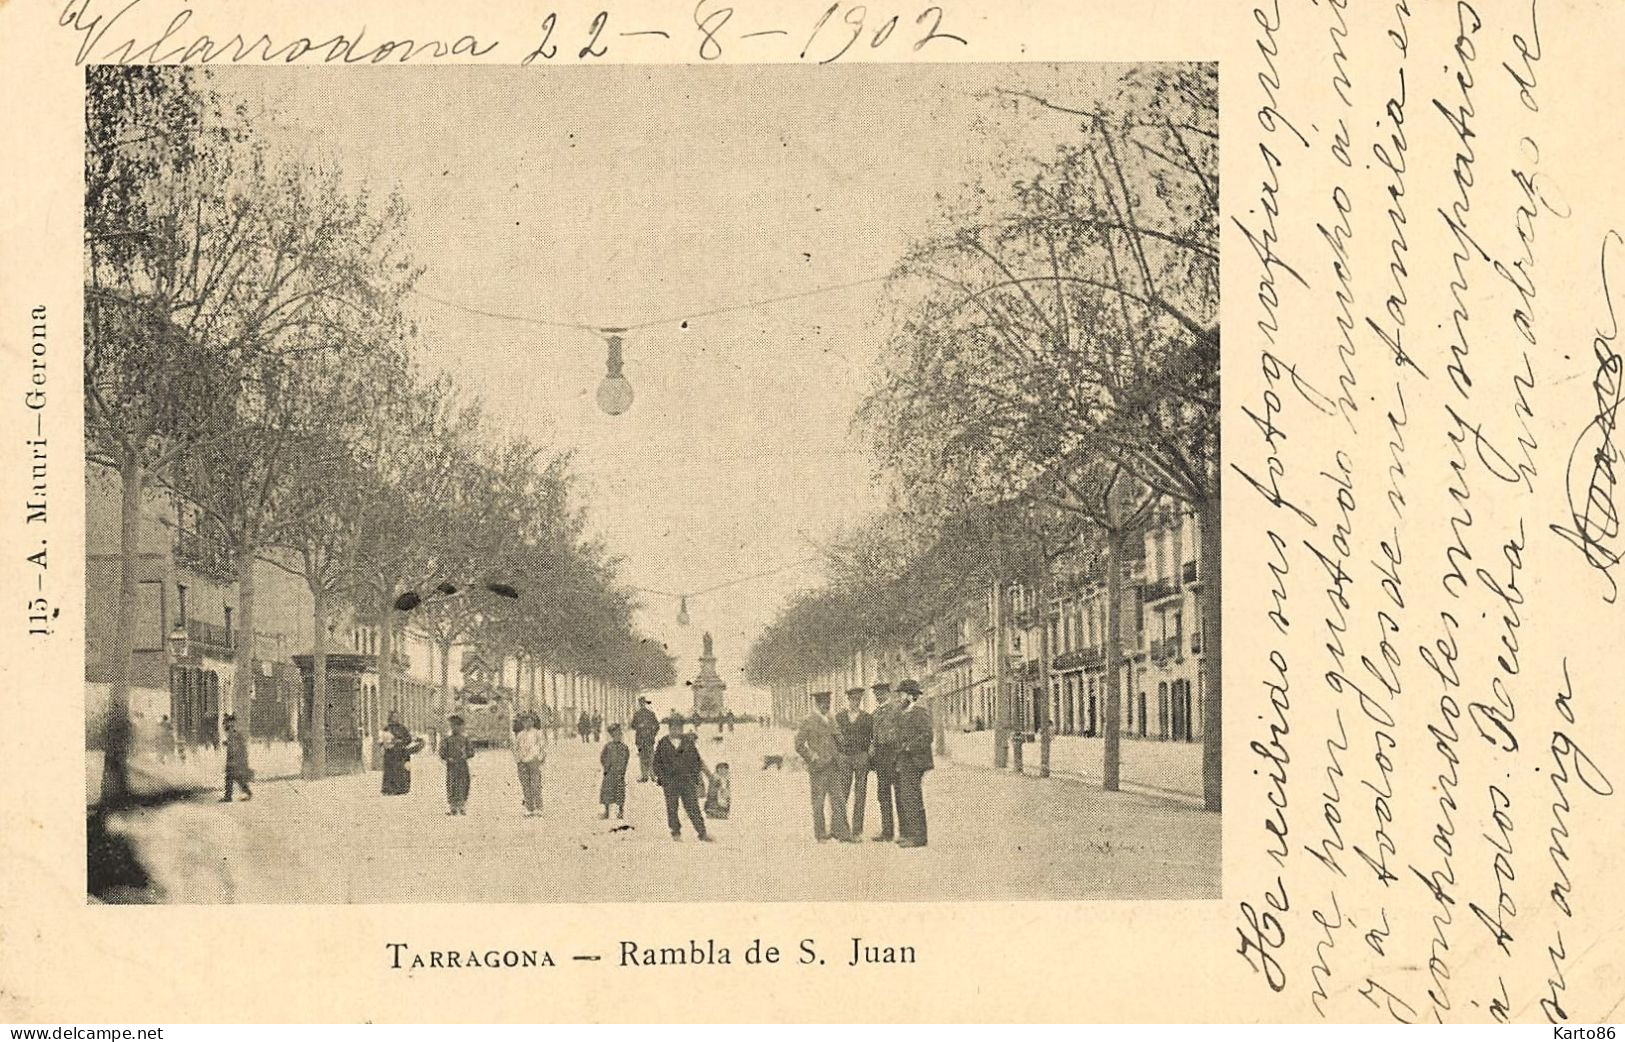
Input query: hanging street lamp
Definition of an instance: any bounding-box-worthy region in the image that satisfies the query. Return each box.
[596,331,634,416]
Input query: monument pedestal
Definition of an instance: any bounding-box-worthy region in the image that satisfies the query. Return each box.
[691,632,728,719]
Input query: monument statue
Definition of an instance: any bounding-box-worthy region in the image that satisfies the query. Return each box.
[692,631,727,717]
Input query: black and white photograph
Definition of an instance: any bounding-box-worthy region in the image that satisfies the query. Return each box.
[83,60,1220,904]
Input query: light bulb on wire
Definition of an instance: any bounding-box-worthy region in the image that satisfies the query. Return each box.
[596,332,634,416]
[676,596,690,626]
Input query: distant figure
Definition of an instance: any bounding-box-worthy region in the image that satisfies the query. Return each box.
[513,713,546,816]
[631,698,661,782]
[380,710,421,796]
[869,682,901,842]
[599,723,630,819]
[156,714,174,763]
[795,691,851,842]
[652,715,713,842]
[704,762,732,820]
[894,680,933,848]
[441,714,474,815]
[220,713,252,802]
[836,686,874,839]
[577,711,592,743]
[591,711,604,742]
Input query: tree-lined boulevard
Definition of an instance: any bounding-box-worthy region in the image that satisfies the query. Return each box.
[85,61,1219,902]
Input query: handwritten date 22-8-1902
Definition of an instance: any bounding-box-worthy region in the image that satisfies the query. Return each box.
[521,3,968,65]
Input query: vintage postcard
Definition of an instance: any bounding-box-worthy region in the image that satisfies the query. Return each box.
[0,0,1621,1025]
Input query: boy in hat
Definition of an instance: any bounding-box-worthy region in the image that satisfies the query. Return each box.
[440,714,474,815]
[221,713,252,802]
[795,691,851,842]
[868,682,902,840]
[894,680,933,847]
[599,722,630,819]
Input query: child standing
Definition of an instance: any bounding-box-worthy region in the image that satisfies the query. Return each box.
[599,723,630,819]
[704,762,732,820]
[440,714,474,815]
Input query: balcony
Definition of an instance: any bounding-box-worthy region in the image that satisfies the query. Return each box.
[1142,577,1179,603]
[1055,645,1108,672]
[938,643,971,665]
[1149,635,1185,663]
[186,617,237,655]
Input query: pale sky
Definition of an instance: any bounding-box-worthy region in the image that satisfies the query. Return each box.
[213,62,1118,711]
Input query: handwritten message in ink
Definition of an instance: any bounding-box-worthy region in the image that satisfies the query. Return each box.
[1231,0,1618,1023]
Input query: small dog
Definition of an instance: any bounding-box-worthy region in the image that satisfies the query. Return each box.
[761,754,784,770]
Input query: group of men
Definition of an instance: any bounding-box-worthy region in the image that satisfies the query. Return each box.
[795,680,933,848]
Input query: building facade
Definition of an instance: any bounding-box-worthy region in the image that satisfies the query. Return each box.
[769,501,1209,747]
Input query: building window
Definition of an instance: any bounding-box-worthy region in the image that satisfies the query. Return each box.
[223,606,232,645]
[177,583,189,626]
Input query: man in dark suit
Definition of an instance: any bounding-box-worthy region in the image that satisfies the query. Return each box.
[835,686,874,840]
[894,679,933,848]
[868,681,901,841]
[652,715,713,841]
[794,691,850,842]
[631,698,661,782]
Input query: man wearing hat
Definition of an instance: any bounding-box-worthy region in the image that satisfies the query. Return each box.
[795,692,852,842]
[835,687,875,839]
[652,713,713,841]
[631,697,661,782]
[221,713,252,802]
[893,680,933,847]
[868,682,902,841]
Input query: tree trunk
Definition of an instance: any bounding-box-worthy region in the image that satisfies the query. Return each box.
[100,450,142,807]
[308,583,329,779]
[992,579,1009,768]
[375,589,395,769]
[1103,532,1124,792]
[1198,496,1222,812]
[232,543,257,735]
[1036,569,1053,778]
[438,637,453,713]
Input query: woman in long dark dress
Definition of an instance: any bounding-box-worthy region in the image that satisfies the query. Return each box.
[380,711,419,795]
[599,724,630,819]
[440,714,474,815]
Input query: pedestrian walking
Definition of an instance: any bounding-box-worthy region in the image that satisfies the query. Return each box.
[513,713,546,816]
[591,711,604,742]
[220,713,252,802]
[894,680,933,847]
[795,691,852,842]
[157,714,174,764]
[836,686,874,839]
[652,715,713,841]
[577,711,592,743]
[631,697,660,782]
[868,681,901,841]
[441,714,474,815]
[599,723,630,819]
[380,710,422,795]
